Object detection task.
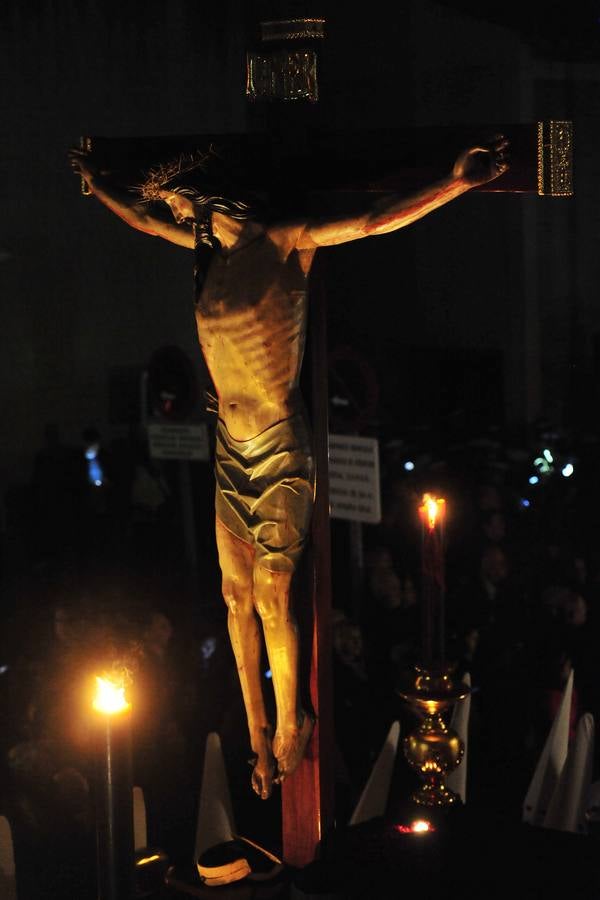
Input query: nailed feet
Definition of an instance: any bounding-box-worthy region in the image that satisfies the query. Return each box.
[249,726,276,800]
[273,710,315,784]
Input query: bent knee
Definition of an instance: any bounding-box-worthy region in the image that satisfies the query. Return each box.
[254,568,293,626]
[254,596,280,627]
[221,577,253,617]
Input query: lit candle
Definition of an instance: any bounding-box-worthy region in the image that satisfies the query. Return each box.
[93,674,134,900]
[418,494,446,668]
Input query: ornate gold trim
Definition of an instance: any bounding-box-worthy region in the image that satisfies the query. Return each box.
[246,49,319,102]
[80,135,93,196]
[260,18,326,42]
[537,120,573,197]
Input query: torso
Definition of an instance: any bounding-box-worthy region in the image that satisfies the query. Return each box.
[195,231,314,440]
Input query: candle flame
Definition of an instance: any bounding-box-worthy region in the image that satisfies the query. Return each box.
[420,494,445,530]
[93,676,130,715]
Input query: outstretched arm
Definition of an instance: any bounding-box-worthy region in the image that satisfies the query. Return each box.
[68,148,194,249]
[295,135,509,250]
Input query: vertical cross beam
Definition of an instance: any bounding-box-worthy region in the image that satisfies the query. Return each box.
[244,5,335,867]
[281,266,335,868]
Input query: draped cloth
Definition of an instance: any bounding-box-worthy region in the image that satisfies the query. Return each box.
[214,414,315,573]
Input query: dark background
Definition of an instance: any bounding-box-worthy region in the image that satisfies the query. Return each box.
[2,0,600,490]
[3,0,600,704]
[2,2,600,893]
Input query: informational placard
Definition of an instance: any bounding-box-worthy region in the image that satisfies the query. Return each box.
[328,434,381,523]
[147,422,209,461]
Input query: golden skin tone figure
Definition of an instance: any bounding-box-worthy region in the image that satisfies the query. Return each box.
[69,136,508,799]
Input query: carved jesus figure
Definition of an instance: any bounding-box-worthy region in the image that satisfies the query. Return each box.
[69,135,508,799]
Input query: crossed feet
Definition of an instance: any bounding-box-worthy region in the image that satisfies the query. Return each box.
[249,711,315,800]
[250,725,276,800]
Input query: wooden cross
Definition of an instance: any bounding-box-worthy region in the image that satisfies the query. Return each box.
[82,111,573,872]
[82,119,573,201]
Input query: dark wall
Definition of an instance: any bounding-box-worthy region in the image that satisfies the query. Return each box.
[1,0,597,494]
[1,0,248,486]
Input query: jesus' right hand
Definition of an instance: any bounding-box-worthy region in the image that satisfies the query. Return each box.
[68,147,102,183]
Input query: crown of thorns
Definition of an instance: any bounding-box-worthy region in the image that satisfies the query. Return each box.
[139,147,216,201]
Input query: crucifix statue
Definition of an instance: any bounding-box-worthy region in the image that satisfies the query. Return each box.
[69,134,509,801]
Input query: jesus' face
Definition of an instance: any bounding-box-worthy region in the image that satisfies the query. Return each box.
[159,190,196,225]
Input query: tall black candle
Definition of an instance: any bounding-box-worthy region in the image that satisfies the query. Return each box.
[93,677,134,900]
[418,494,446,668]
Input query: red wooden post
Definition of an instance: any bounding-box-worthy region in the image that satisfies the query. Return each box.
[281,264,335,868]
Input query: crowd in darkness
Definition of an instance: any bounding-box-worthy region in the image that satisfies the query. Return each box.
[0,422,249,897]
[1,417,600,895]
[331,419,600,822]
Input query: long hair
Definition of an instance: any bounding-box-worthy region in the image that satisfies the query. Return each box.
[139,148,267,295]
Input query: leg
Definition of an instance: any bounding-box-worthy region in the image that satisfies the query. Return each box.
[214,413,316,784]
[254,563,314,782]
[215,517,275,799]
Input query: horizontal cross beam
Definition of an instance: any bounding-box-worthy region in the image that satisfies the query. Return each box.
[80,121,573,201]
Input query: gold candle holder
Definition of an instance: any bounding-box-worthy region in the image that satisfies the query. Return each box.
[398,667,470,807]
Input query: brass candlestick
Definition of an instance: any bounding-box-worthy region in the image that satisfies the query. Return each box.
[399,667,470,807]
[92,675,134,900]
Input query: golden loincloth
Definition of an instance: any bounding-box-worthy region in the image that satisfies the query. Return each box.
[215,414,315,573]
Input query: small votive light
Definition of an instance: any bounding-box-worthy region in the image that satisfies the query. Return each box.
[395,819,434,834]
